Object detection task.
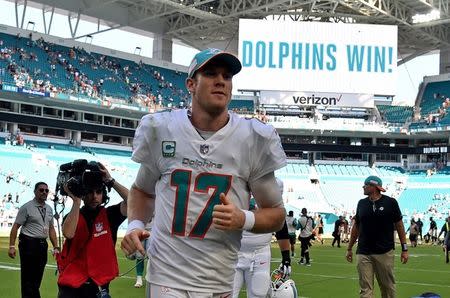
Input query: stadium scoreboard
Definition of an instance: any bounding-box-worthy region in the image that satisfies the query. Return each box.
[236,19,398,98]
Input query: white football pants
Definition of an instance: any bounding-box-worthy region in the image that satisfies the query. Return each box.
[232,245,271,298]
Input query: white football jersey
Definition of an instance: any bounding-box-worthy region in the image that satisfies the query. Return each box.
[286,216,297,235]
[132,109,286,293]
[239,230,273,253]
[298,216,314,238]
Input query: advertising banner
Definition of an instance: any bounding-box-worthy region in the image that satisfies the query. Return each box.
[260,91,374,107]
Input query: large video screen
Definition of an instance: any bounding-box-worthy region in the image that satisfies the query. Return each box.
[236,19,397,95]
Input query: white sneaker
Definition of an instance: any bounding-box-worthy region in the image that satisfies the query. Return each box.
[134,276,143,288]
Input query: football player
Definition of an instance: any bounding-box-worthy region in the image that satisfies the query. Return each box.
[232,198,273,298]
[233,178,292,298]
[121,48,287,297]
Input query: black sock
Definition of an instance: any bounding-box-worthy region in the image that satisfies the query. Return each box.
[281,250,291,266]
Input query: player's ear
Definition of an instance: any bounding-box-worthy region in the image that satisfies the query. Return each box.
[186,77,195,94]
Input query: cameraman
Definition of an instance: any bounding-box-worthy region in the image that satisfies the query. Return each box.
[56,162,128,298]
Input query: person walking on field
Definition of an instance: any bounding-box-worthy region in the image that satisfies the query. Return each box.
[407,218,419,248]
[121,48,287,298]
[332,216,343,248]
[346,176,408,298]
[297,208,314,266]
[8,182,59,298]
[286,210,298,256]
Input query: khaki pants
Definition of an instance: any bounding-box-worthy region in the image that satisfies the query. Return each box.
[357,250,396,298]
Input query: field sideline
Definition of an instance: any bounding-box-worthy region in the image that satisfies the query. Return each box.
[1,237,449,298]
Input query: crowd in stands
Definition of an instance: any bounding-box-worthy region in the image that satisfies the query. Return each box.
[0,32,189,110]
[0,196,19,229]
[4,130,24,146]
[0,167,31,229]
[3,31,450,128]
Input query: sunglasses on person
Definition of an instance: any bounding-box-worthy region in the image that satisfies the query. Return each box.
[38,188,49,193]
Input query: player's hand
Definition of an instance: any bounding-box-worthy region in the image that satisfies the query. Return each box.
[278,263,291,280]
[212,193,245,231]
[120,229,150,258]
[8,247,16,258]
[63,183,82,204]
[400,251,408,264]
[346,249,353,263]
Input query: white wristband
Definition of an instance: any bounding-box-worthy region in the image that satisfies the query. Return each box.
[126,219,145,235]
[241,210,255,231]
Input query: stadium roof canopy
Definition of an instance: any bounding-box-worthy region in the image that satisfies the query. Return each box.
[9,0,450,65]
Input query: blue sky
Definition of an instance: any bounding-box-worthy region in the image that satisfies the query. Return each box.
[396,52,439,105]
[0,0,439,106]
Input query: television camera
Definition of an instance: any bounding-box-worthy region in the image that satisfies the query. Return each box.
[55,159,104,198]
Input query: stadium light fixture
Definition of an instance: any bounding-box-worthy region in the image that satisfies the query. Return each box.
[26,21,35,31]
[134,47,142,55]
[85,35,93,52]
[412,9,440,24]
[85,35,93,44]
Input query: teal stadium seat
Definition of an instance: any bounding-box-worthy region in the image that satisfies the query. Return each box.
[0,32,188,106]
[410,81,450,129]
[377,105,414,123]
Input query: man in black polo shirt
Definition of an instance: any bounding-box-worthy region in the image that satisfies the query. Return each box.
[346,176,408,298]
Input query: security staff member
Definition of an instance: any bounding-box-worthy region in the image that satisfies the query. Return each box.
[8,182,59,298]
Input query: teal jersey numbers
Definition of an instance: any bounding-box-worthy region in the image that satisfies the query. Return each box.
[171,170,232,239]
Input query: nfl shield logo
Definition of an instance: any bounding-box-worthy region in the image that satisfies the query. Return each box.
[200,144,209,154]
[95,222,103,232]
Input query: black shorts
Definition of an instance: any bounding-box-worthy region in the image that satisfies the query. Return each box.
[275,221,289,240]
[58,280,110,298]
[289,234,296,245]
[318,227,324,234]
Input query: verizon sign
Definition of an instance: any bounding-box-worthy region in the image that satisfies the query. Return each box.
[260,91,374,107]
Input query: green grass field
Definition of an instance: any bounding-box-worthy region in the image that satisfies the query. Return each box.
[1,237,449,298]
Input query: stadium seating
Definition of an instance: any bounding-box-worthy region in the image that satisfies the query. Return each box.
[410,81,450,129]
[228,99,254,113]
[316,164,373,176]
[1,142,449,234]
[375,165,405,177]
[377,105,413,123]
[0,32,188,107]
[420,81,449,115]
